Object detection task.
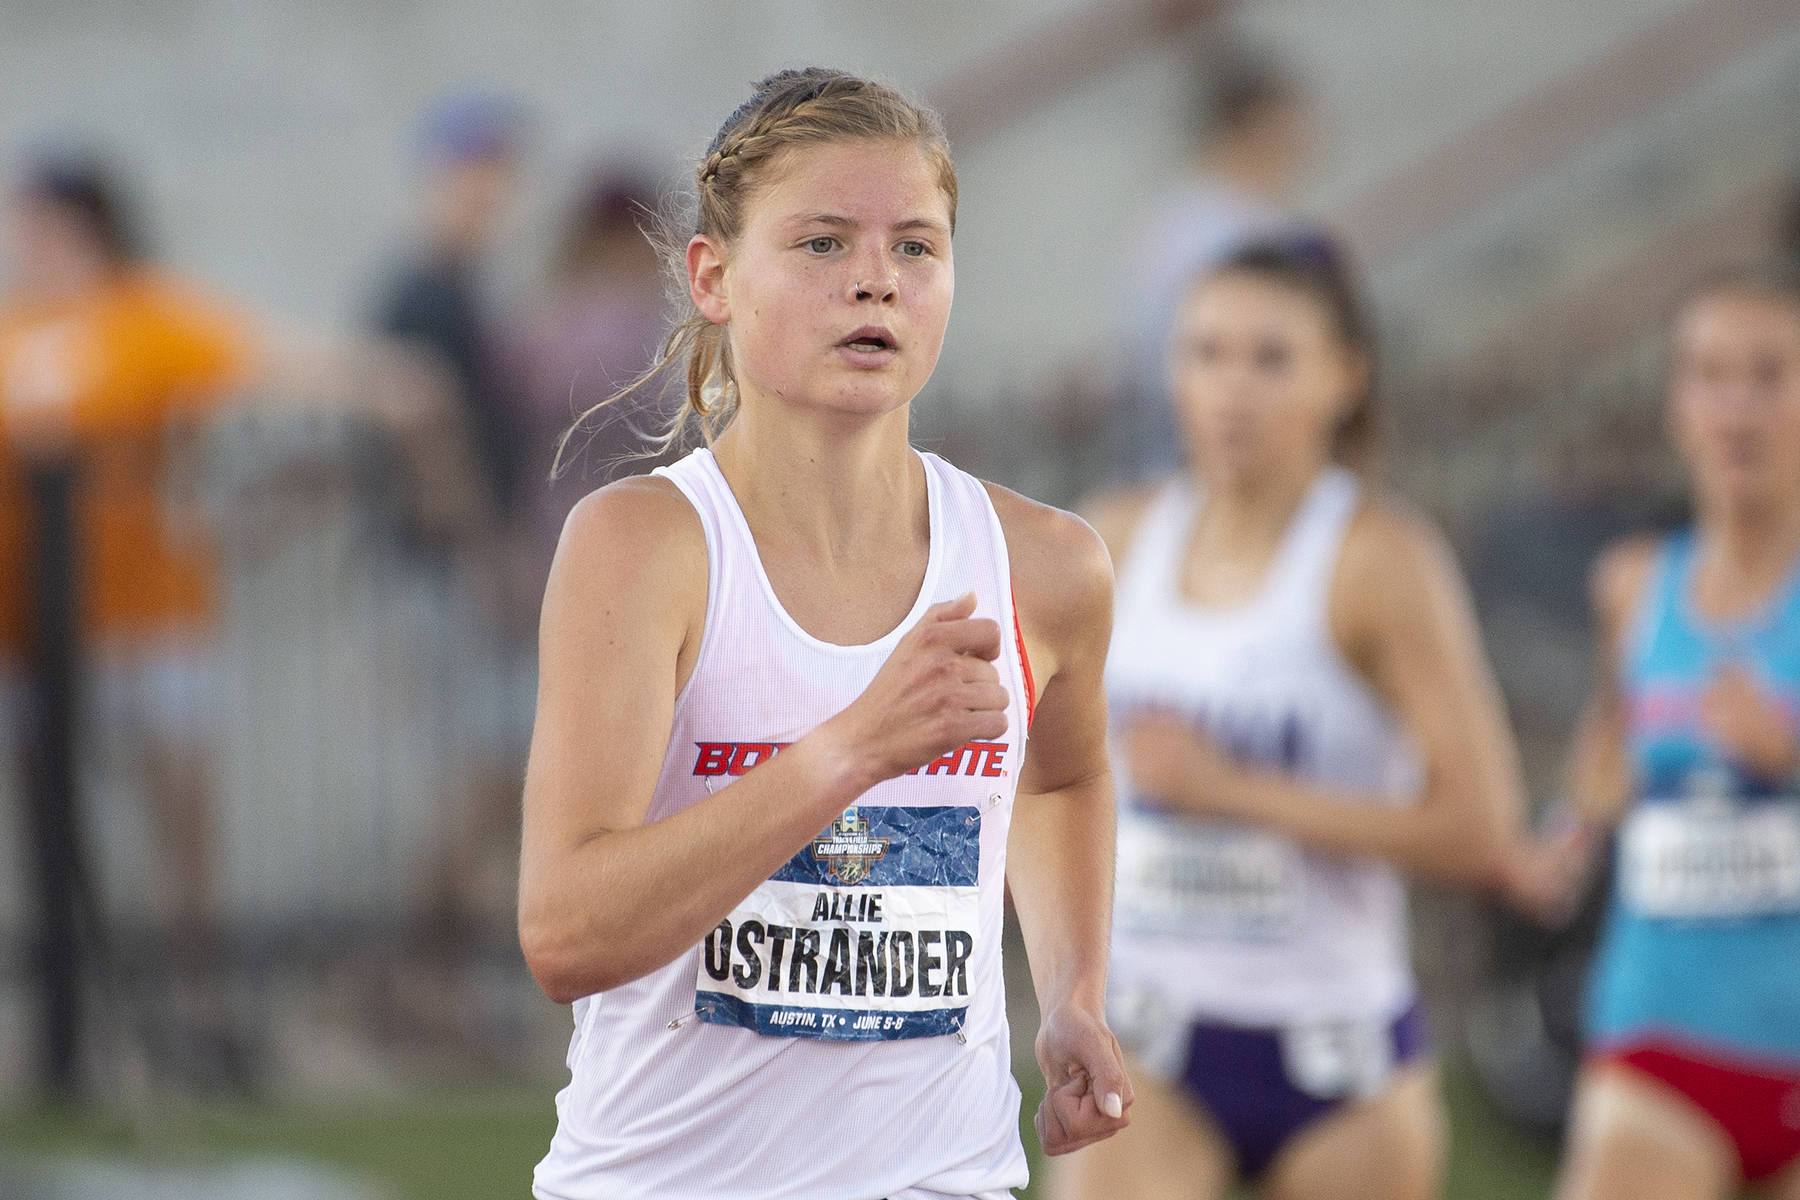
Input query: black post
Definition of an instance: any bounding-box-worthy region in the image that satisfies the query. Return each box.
[19,458,88,1099]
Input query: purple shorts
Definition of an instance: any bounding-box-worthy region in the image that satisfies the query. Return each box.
[1176,1002,1429,1178]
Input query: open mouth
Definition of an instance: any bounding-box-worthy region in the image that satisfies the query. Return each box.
[840,328,897,353]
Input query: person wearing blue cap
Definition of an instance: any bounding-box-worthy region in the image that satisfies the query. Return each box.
[370,87,529,528]
[363,88,538,985]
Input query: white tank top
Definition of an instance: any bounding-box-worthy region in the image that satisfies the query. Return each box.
[1104,468,1420,1043]
[534,447,1032,1200]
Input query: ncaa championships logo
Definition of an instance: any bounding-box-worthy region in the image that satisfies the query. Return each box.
[811,806,889,885]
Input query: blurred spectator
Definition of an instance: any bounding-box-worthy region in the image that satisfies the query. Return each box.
[1115,49,1319,478]
[507,167,667,584]
[363,91,538,990]
[0,145,258,1079]
[371,86,530,546]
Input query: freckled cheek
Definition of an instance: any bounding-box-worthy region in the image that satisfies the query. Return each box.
[751,283,827,353]
[908,277,955,344]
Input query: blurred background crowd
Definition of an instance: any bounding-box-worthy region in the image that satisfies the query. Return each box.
[2,0,1799,1196]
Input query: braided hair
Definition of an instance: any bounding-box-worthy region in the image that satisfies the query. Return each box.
[554,68,956,476]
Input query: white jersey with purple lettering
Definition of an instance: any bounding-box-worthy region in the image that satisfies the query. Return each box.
[534,447,1033,1200]
[1104,468,1422,1062]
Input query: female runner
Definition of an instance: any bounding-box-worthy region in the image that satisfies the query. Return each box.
[1055,240,1527,1200]
[1553,263,1800,1200]
[518,68,1131,1200]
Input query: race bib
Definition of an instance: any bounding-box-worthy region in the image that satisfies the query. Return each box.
[695,804,981,1041]
[1280,1015,1395,1100]
[1114,815,1302,940]
[1105,980,1192,1081]
[1620,799,1800,919]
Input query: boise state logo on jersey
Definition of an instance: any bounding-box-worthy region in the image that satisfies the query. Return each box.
[811,806,889,885]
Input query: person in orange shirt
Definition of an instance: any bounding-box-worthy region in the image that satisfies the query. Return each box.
[0,149,256,992]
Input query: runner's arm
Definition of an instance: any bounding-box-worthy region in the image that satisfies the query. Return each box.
[991,485,1134,1155]
[1500,537,1658,920]
[1567,537,1658,831]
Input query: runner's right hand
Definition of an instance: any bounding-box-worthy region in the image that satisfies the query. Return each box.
[819,592,1009,787]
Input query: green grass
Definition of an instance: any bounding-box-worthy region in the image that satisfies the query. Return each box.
[0,1062,1557,1199]
[1441,1062,1561,1200]
[0,1087,555,1200]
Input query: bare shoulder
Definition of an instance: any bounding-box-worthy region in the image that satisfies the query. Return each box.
[1331,492,1471,657]
[544,473,707,637]
[982,481,1113,648]
[1076,482,1162,567]
[557,473,702,571]
[1336,492,1458,596]
[1589,533,1661,642]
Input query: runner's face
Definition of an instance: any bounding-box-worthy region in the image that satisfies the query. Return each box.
[716,139,953,423]
[1671,291,1800,518]
[1169,273,1359,487]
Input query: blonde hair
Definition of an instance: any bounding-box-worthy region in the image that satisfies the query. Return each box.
[553,67,957,477]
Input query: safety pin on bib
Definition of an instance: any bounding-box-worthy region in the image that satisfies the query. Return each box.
[667,1002,717,1031]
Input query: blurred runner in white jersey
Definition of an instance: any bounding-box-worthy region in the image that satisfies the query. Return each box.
[1057,238,1529,1200]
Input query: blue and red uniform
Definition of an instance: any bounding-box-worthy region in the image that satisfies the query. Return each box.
[1588,530,1800,1182]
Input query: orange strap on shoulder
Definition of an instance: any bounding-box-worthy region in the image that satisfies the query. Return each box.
[1010,584,1036,730]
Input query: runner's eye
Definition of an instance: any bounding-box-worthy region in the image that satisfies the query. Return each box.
[1253,340,1293,373]
[1182,334,1224,365]
[806,236,838,254]
[898,241,928,258]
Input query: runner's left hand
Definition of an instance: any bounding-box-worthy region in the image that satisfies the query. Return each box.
[1119,712,1243,817]
[1501,823,1598,926]
[1702,664,1800,785]
[1034,1001,1132,1156]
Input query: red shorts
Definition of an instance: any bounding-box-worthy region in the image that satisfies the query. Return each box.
[1593,1039,1800,1183]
